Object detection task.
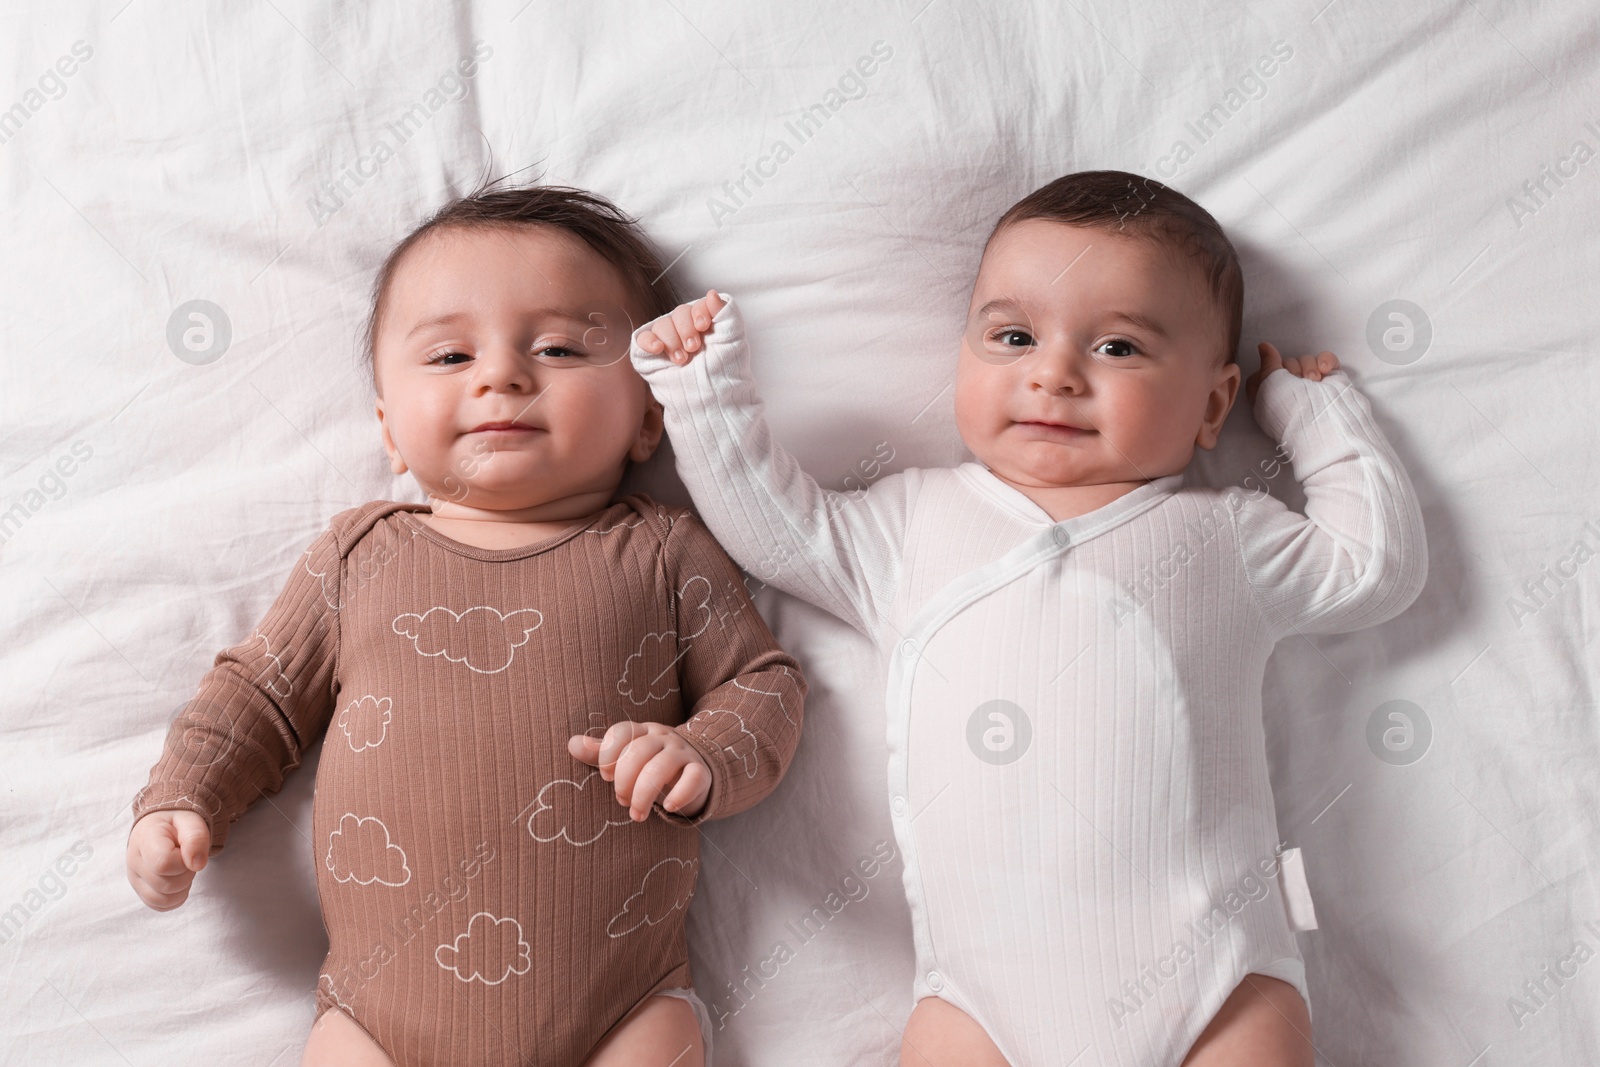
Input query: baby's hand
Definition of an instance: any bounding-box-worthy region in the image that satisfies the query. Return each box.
[568,721,712,821]
[1246,342,1341,407]
[126,810,211,911]
[634,289,726,366]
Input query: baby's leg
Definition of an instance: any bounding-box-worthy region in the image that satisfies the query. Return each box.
[300,1006,395,1067]
[583,993,704,1067]
[900,997,1008,1067]
[1181,974,1313,1067]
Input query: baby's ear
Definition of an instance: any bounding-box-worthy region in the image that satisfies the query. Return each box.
[375,398,409,475]
[1196,362,1242,450]
[630,394,666,462]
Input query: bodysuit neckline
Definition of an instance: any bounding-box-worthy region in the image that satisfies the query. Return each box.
[955,461,1185,532]
[392,500,628,562]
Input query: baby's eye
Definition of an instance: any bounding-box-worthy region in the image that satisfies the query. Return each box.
[534,345,582,361]
[1095,338,1139,359]
[427,350,471,366]
[991,328,1035,348]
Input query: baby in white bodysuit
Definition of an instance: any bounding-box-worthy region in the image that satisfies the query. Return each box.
[628,170,1426,1066]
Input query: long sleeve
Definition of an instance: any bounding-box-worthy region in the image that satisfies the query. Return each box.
[130,524,343,854]
[652,510,808,826]
[1233,368,1428,637]
[629,294,907,638]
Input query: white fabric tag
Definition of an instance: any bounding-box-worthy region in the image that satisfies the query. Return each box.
[1277,846,1319,931]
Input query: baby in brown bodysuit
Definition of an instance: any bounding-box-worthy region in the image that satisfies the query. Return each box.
[124,185,807,1067]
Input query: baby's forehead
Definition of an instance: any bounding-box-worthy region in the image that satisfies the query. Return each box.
[396,223,596,282]
[385,224,647,324]
[973,222,1215,317]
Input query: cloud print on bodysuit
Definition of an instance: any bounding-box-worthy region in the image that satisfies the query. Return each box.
[524,771,633,846]
[245,632,291,698]
[435,911,533,985]
[390,605,543,674]
[606,857,699,938]
[336,695,391,751]
[688,709,761,778]
[615,575,717,704]
[617,632,679,704]
[325,813,411,886]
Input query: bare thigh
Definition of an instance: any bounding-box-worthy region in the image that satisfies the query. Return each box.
[300,1006,395,1067]
[1181,974,1313,1067]
[900,996,1008,1067]
[583,993,704,1067]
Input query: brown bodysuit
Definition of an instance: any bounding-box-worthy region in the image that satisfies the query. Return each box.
[130,496,806,1066]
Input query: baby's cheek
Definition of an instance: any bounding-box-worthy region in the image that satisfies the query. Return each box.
[952,369,1004,452]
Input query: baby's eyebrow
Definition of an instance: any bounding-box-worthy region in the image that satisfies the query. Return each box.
[974,298,1026,319]
[1103,310,1169,339]
[402,308,595,340]
[405,311,471,339]
[972,299,1169,341]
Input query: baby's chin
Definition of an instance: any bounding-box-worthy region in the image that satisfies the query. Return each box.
[974,443,1129,490]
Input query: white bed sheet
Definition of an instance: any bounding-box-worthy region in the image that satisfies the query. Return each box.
[2,1,1597,1064]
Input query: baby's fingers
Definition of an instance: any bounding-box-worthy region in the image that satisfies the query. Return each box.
[700,289,726,322]
[134,864,196,900]
[628,751,688,821]
[642,317,686,361]
[635,328,667,356]
[671,304,703,354]
[689,289,726,334]
[127,844,197,910]
[589,720,651,780]
[612,735,668,816]
[661,759,711,817]
[568,733,602,766]
[1245,342,1284,404]
[1256,342,1285,379]
[1286,351,1337,382]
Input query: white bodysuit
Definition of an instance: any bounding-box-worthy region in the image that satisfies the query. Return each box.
[630,296,1427,1065]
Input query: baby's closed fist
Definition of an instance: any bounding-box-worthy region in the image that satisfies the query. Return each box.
[126,809,211,911]
[635,289,726,366]
[568,720,712,821]
[1247,342,1343,407]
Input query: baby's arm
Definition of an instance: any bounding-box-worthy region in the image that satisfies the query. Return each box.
[1235,342,1428,635]
[126,523,342,909]
[569,511,807,824]
[630,291,907,638]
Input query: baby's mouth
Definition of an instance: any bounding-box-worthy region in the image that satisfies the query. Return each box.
[468,420,544,436]
[1015,419,1095,438]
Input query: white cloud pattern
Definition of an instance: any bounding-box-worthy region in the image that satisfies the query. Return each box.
[325,813,411,886]
[337,695,392,751]
[435,912,533,985]
[524,771,633,846]
[245,632,291,699]
[606,857,699,938]
[617,631,681,705]
[391,605,543,674]
[690,709,761,779]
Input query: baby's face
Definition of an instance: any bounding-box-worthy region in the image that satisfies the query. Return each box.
[372,225,662,512]
[954,219,1241,493]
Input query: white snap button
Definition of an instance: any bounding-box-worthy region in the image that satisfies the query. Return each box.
[927,970,944,991]
[1051,525,1071,547]
[891,795,908,814]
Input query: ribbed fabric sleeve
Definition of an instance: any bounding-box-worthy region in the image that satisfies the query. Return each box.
[630,293,906,640]
[656,509,806,825]
[130,520,344,854]
[1237,368,1429,637]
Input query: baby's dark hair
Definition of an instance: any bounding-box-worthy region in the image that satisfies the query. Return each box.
[985,170,1244,365]
[361,181,682,391]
